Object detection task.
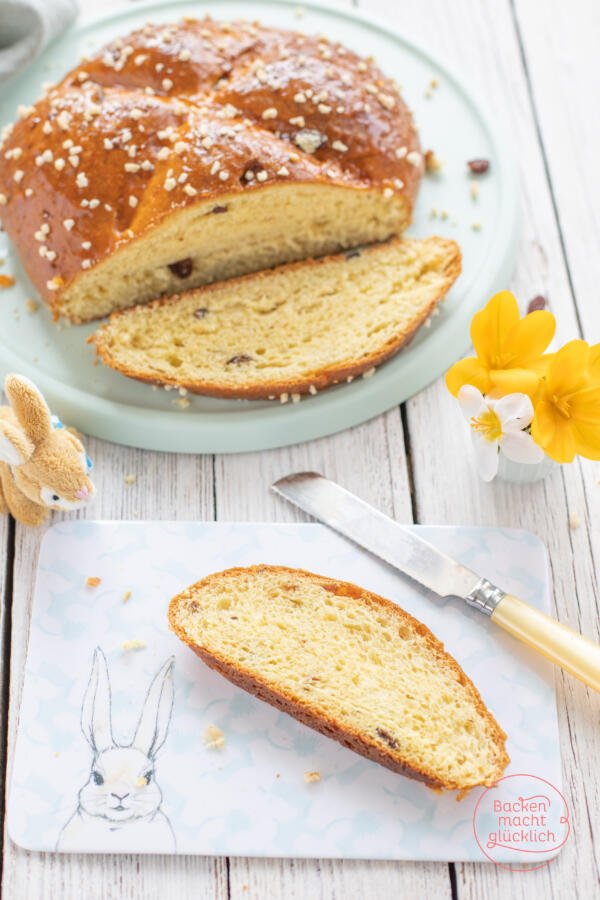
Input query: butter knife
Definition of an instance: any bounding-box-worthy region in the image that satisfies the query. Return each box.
[272,471,600,693]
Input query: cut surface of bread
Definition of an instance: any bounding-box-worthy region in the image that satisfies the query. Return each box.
[92,236,461,399]
[169,565,509,792]
[61,184,409,322]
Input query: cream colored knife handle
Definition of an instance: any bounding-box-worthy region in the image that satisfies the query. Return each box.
[491,594,600,692]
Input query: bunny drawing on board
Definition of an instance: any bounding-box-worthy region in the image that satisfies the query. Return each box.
[57,647,176,852]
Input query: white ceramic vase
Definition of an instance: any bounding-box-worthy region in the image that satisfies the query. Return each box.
[495,452,559,484]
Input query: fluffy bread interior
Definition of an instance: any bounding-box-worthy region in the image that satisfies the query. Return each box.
[59,184,409,322]
[92,236,461,398]
[169,566,509,791]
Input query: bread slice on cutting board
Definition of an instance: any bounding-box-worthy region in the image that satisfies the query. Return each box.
[168,565,509,792]
[92,236,461,400]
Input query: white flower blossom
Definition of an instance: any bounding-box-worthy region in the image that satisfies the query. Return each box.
[458,385,544,481]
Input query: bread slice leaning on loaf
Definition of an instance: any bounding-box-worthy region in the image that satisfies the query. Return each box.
[92,236,461,400]
[169,565,509,792]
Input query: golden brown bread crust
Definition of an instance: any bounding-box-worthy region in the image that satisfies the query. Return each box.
[168,565,510,792]
[0,17,422,315]
[91,237,462,399]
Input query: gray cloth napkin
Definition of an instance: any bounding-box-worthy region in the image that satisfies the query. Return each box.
[0,0,78,83]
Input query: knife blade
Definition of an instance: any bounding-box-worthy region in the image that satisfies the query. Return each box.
[273,471,481,601]
[272,471,600,693]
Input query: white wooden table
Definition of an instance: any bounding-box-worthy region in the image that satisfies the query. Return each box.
[1,0,599,896]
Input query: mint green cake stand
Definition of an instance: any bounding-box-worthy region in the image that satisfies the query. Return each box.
[0,0,518,453]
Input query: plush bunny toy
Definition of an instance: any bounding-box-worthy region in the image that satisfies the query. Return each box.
[0,373,95,525]
[57,648,176,853]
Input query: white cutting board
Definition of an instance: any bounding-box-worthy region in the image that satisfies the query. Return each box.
[8,522,562,862]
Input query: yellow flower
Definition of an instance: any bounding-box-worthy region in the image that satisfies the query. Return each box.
[446,291,555,398]
[531,340,600,463]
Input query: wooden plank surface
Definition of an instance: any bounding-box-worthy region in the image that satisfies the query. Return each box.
[513,0,600,340]
[1,0,598,897]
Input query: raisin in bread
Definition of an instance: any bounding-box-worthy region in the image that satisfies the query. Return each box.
[0,17,422,322]
[91,236,461,399]
[169,565,509,792]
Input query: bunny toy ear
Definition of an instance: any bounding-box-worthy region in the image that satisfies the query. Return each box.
[0,419,34,466]
[81,647,114,754]
[4,374,52,446]
[133,658,175,758]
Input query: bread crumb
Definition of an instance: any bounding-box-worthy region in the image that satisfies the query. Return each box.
[0,274,15,289]
[25,298,39,313]
[424,149,442,173]
[54,751,60,758]
[569,513,581,530]
[122,590,132,602]
[304,771,321,783]
[204,724,225,749]
[121,639,146,651]
[172,396,190,409]
[124,473,136,485]
[86,576,101,588]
